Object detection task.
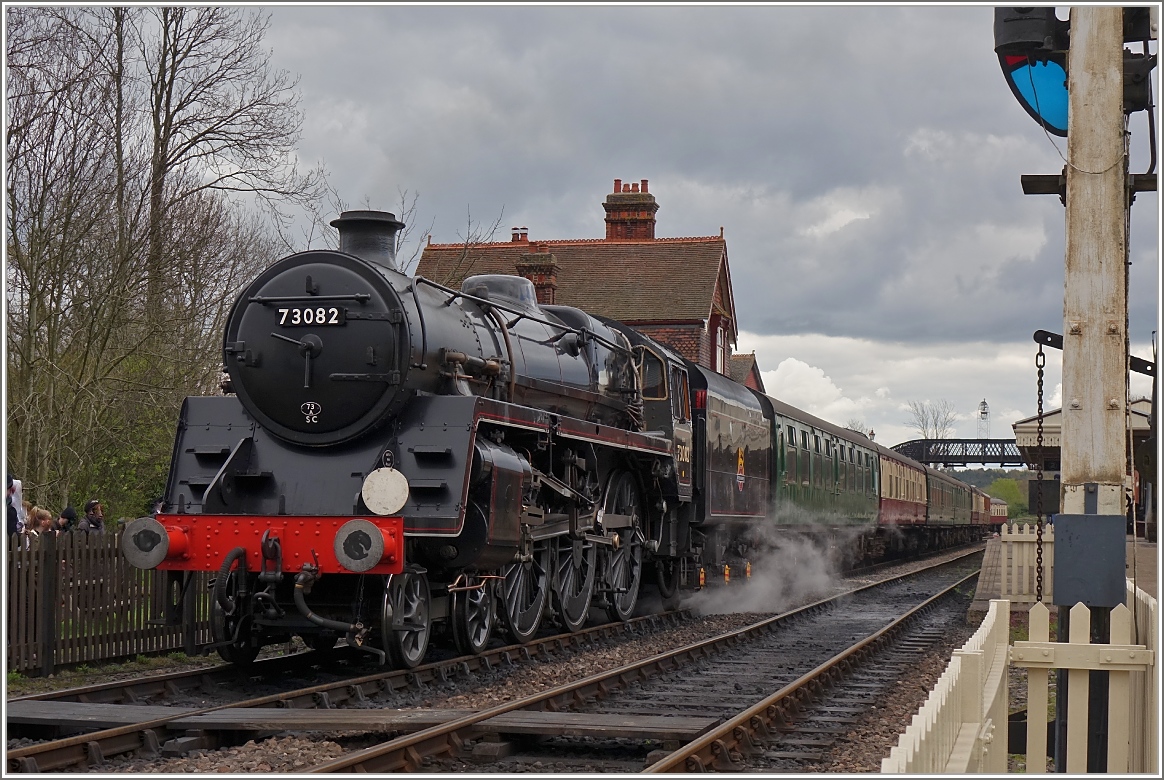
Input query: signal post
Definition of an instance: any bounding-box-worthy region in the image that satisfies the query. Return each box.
[996,5,1157,772]
[1055,7,1130,773]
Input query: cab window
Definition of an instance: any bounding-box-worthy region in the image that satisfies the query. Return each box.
[670,368,690,422]
[639,350,667,400]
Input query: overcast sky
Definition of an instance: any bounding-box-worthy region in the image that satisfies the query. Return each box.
[265,4,1159,450]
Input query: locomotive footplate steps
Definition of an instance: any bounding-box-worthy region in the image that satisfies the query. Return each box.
[5,701,717,743]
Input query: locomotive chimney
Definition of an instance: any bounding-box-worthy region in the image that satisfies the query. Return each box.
[330,210,406,271]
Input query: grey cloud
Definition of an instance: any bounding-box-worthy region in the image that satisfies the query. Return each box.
[266,5,1158,352]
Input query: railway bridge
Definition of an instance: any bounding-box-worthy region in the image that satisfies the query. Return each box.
[891,438,1024,467]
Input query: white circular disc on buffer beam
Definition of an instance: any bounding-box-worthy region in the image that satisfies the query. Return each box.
[361,467,410,515]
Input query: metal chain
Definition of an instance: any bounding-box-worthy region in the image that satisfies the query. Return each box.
[354,574,366,626]
[1035,345,1045,603]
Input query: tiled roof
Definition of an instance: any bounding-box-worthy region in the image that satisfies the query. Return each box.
[729,353,758,384]
[417,237,727,323]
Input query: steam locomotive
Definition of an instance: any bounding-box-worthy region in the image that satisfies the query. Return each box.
[122,210,995,667]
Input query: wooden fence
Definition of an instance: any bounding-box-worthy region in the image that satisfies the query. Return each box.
[881,598,1011,773]
[1012,594,1156,773]
[5,532,211,675]
[999,522,1054,604]
[883,583,1157,774]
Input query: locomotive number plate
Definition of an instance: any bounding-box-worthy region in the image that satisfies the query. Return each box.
[278,306,346,326]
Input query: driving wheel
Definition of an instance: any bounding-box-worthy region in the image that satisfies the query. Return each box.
[500,539,550,643]
[601,470,645,622]
[552,534,596,632]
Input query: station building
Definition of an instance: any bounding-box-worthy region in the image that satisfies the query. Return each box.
[1012,396,1155,538]
[416,179,752,380]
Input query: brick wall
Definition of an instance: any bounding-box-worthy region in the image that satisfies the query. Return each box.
[635,324,711,370]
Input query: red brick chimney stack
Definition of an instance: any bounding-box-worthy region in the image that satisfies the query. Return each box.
[604,177,659,241]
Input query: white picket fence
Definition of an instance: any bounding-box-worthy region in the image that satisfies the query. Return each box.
[999,522,1054,604]
[881,598,1010,773]
[882,581,1157,773]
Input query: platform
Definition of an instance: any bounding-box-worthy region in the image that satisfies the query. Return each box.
[970,534,1157,616]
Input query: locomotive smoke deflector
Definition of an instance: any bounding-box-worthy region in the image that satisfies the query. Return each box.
[331,210,406,271]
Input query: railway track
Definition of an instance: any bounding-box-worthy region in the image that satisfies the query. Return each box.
[302,550,981,772]
[5,545,983,773]
[5,611,691,772]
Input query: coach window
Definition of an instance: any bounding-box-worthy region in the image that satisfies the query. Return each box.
[801,431,809,450]
[670,367,690,422]
[639,350,667,400]
[786,430,797,484]
[814,435,821,453]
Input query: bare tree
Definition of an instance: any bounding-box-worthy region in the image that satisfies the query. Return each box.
[844,418,870,437]
[434,205,507,286]
[904,399,957,440]
[394,189,436,275]
[6,7,301,516]
[139,6,323,312]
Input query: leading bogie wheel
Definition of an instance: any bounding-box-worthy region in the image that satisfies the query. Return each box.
[451,574,495,655]
[382,569,432,669]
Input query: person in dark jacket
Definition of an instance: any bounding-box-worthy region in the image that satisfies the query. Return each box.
[79,499,105,533]
[58,506,78,533]
[6,474,18,537]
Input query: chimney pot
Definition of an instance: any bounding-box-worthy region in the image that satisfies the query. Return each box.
[631,183,639,193]
[623,183,631,192]
[330,210,405,270]
[613,178,621,193]
[641,179,648,193]
[512,227,521,242]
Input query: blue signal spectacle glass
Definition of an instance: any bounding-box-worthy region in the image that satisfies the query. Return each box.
[999,53,1069,137]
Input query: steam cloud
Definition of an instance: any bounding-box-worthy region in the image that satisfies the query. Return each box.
[679,503,872,616]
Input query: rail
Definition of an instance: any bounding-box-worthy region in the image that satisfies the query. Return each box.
[880,598,1010,772]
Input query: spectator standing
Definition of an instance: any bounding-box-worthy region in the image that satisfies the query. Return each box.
[33,507,56,536]
[6,473,18,537]
[79,499,105,533]
[11,476,26,532]
[58,506,78,534]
